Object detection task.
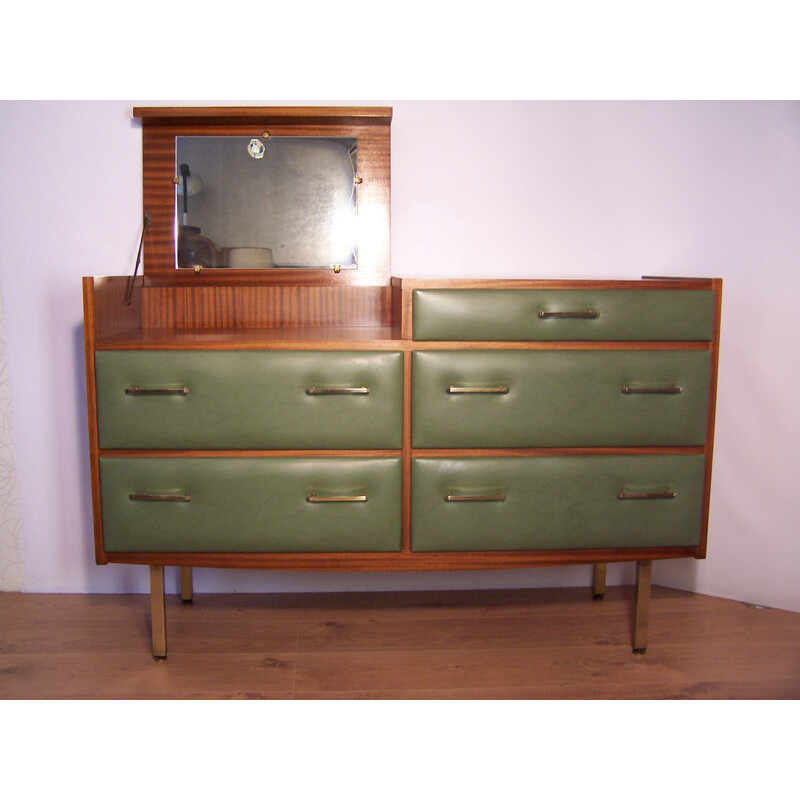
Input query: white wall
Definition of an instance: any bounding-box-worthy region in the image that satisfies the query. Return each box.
[1,100,798,611]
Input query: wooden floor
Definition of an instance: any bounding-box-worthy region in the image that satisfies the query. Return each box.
[1,584,799,699]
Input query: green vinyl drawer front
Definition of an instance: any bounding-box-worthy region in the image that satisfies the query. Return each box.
[95,350,403,449]
[411,455,706,551]
[412,289,715,341]
[100,457,402,552]
[412,350,711,448]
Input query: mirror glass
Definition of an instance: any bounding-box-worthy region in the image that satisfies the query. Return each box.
[175,136,358,270]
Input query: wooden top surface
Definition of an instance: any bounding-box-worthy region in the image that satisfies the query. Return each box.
[391,277,718,290]
[133,106,393,127]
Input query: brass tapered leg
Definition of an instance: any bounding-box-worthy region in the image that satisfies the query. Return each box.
[592,563,607,598]
[180,566,193,604]
[149,565,167,660]
[633,559,652,654]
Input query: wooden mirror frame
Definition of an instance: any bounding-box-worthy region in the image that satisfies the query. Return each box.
[134,106,392,288]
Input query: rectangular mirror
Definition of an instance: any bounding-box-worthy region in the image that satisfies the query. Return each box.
[176,136,359,270]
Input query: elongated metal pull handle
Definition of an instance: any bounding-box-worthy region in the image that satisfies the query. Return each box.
[130,492,191,502]
[538,310,600,319]
[617,490,677,500]
[622,385,683,394]
[126,386,189,396]
[306,386,369,395]
[445,492,506,502]
[306,492,368,503]
[447,386,510,394]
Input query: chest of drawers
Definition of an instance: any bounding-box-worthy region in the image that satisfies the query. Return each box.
[83,275,721,658]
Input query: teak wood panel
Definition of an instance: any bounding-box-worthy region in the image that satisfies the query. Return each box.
[85,278,396,340]
[141,285,394,329]
[84,276,142,340]
[98,333,710,352]
[698,279,723,557]
[391,277,716,290]
[134,106,393,126]
[83,280,106,563]
[100,547,699,570]
[137,111,391,288]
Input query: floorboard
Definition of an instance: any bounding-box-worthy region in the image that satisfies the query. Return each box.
[1,585,799,699]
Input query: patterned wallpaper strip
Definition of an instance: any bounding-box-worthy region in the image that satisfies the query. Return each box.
[0,288,24,590]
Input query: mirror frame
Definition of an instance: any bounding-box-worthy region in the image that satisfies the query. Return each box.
[133,106,392,287]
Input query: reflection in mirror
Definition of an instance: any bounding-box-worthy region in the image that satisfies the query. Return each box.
[175,136,358,270]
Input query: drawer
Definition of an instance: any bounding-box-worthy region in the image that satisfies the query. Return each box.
[412,350,710,447]
[95,350,403,449]
[411,455,705,551]
[412,289,715,341]
[100,456,402,552]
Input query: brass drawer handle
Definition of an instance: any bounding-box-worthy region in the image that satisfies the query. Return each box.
[130,492,191,502]
[447,386,509,394]
[445,492,507,502]
[306,492,368,503]
[617,490,677,500]
[125,386,189,396]
[622,385,683,395]
[538,310,600,319]
[306,386,370,395]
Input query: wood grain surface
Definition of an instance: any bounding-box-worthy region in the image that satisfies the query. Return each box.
[2,586,798,699]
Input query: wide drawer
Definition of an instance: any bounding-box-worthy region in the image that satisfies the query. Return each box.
[100,457,402,552]
[412,350,710,447]
[95,350,403,449]
[411,455,705,551]
[412,288,715,341]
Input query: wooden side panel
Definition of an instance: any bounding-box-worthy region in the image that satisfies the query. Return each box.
[87,276,142,340]
[391,278,414,339]
[697,278,723,558]
[83,277,138,564]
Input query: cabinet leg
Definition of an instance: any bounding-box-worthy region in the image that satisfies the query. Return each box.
[592,563,607,598]
[633,559,652,654]
[149,565,167,660]
[180,566,194,604]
